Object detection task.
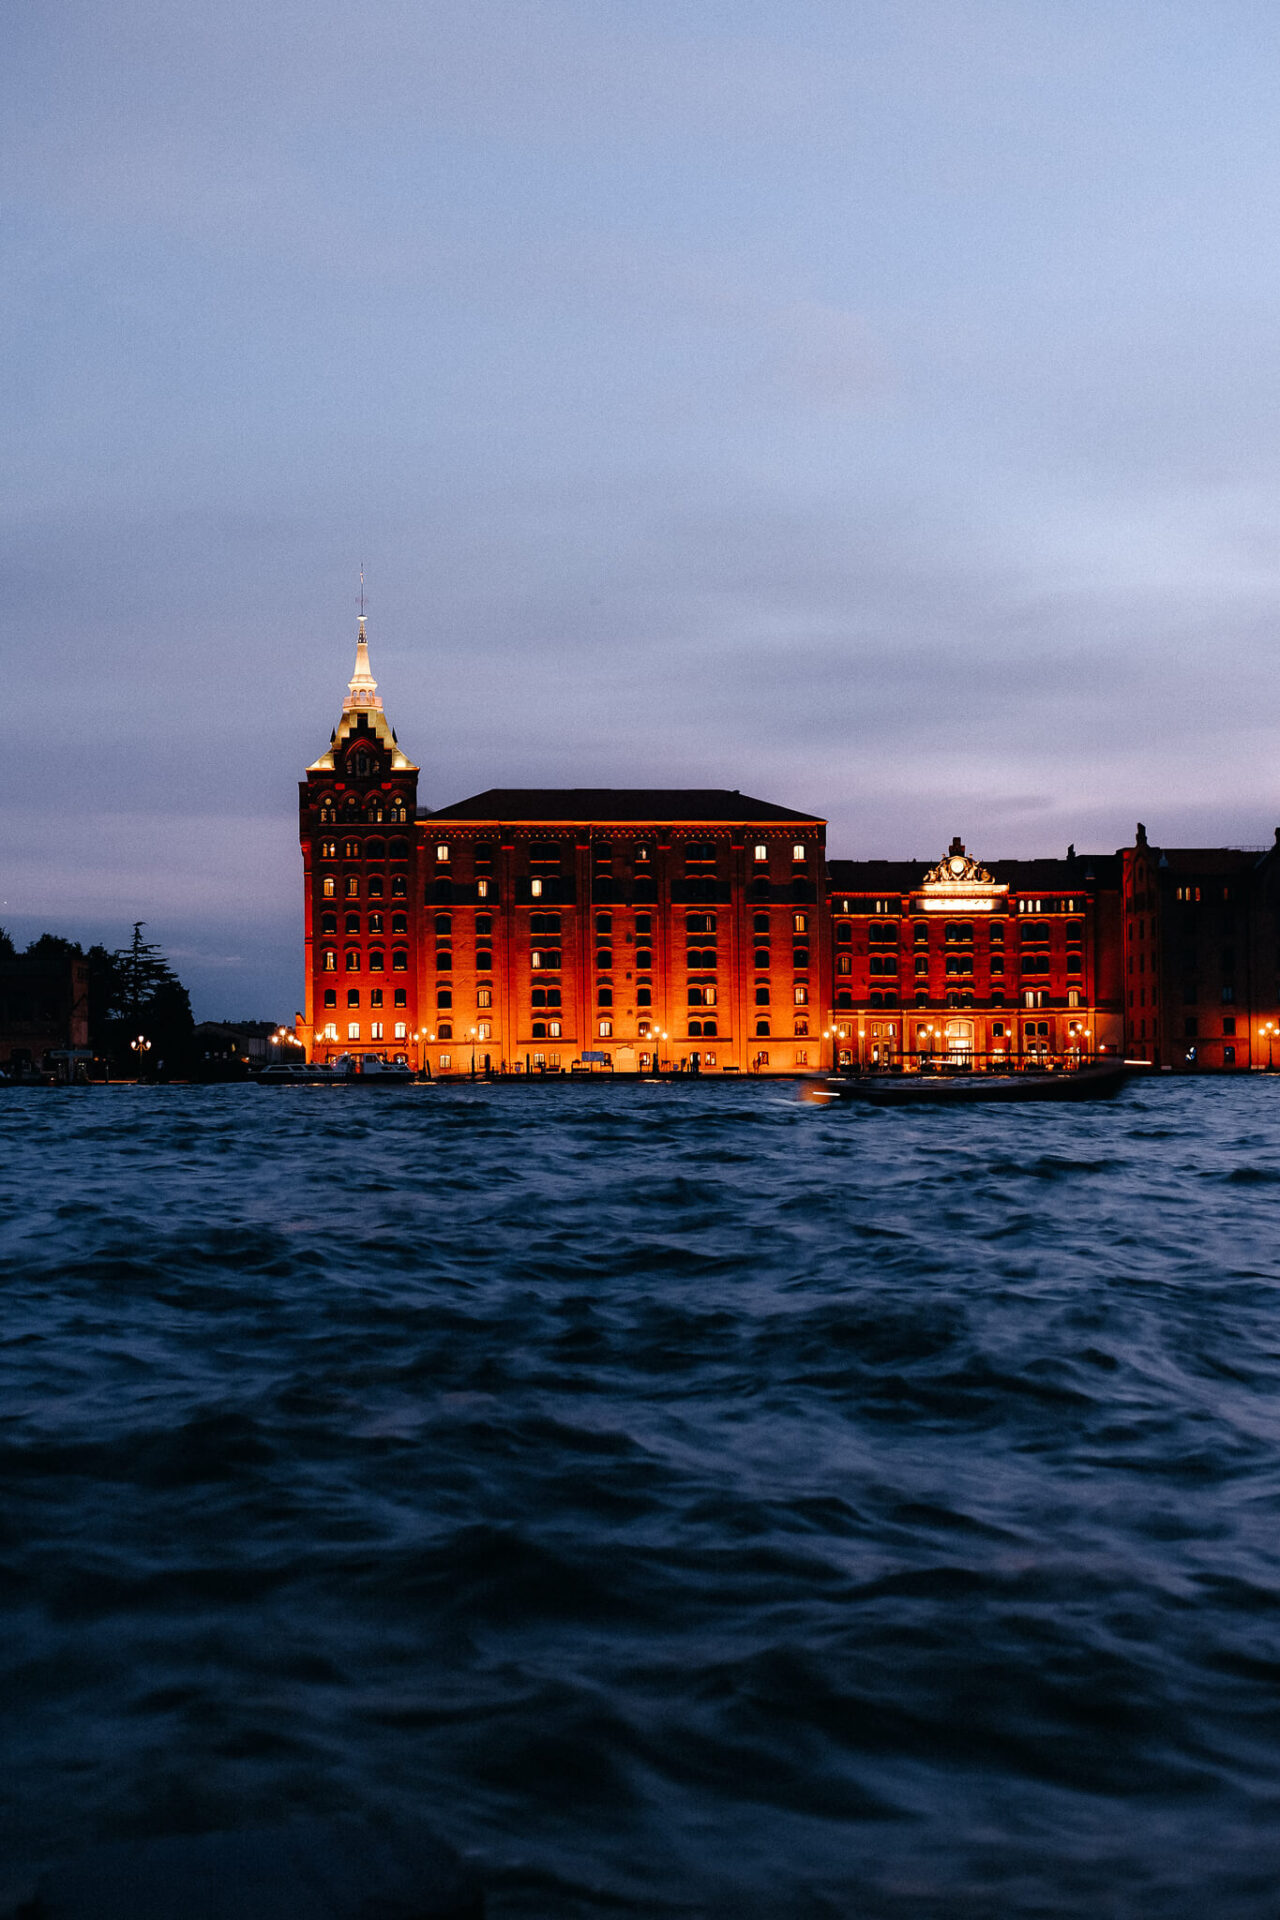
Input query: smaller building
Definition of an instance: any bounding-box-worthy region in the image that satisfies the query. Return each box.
[826,838,1125,1071]
[0,950,89,1069]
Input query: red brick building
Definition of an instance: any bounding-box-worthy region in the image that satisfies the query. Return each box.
[298,625,1280,1075]
[825,838,1125,1072]
[299,624,825,1074]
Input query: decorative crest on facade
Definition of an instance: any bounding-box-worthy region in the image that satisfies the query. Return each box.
[916,836,1007,911]
[921,836,998,890]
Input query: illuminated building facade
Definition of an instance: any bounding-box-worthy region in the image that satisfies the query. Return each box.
[299,626,1280,1073]
[299,625,825,1074]
[826,838,1125,1071]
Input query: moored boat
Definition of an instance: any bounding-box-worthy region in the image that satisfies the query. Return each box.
[818,1059,1130,1107]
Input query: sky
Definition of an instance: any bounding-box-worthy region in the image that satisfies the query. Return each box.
[5,1,1280,1018]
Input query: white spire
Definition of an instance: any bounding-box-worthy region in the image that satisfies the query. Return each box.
[346,615,383,712]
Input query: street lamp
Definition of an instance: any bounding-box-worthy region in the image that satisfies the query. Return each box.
[470,1027,478,1078]
[1263,1020,1277,1070]
[130,1034,151,1077]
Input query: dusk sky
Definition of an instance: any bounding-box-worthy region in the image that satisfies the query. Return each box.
[6,2,1280,1018]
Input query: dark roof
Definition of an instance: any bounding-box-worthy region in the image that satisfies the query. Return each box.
[827,853,1122,893]
[424,788,824,825]
[1151,848,1263,874]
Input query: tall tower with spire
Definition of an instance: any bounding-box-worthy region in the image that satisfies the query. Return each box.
[299,620,421,1061]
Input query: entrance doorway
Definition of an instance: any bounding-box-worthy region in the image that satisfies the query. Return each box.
[944,1018,974,1067]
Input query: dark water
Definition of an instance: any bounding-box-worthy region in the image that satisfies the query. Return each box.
[5,1079,1280,1916]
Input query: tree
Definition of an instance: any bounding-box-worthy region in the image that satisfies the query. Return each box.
[0,928,16,961]
[94,925,195,1074]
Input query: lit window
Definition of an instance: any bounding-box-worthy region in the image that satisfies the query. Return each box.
[548,1021,562,1038]
[792,844,806,862]
[531,878,543,897]
[477,879,489,898]
[478,1021,492,1040]
[371,1022,384,1040]
[438,1024,453,1039]
[322,1022,338,1041]
[321,950,336,972]
[794,985,809,1005]
[394,1021,407,1039]
[345,950,360,972]
[793,913,809,934]
[477,988,492,1008]
[440,1053,451,1068]
[599,1020,612,1037]
[322,876,336,897]
[345,876,359,896]
[436,844,450,862]
[347,1022,360,1040]
[754,844,768,862]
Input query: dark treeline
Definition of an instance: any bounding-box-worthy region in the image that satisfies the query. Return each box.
[1,922,195,1074]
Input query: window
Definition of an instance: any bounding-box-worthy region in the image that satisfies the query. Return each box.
[436,844,450,862]
[371,1022,384,1041]
[636,949,652,968]
[321,916,338,937]
[532,949,561,971]
[438,1024,453,1040]
[531,913,561,935]
[599,1020,612,1037]
[755,985,770,1005]
[687,912,717,933]
[392,951,407,973]
[1223,1016,1236,1036]
[322,950,336,972]
[793,913,809,934]
[793,948,810,968]
[687,947,717,968]
[793,985,808,1005]
[391,915,406,936]
[687,984,716,1006]
[323,989,337,1008]
[989,955,1004,975]
[531,878,543,898]
[1184,1017,1199,1038]
[322,876,336,898]
[596,912,613,934]
[837,955,852,975]
[792,844,806,862]
[343,839,361,860]
[754,844,768,862]
[914,955,928,975]
[598,986,613,1006]
[476,915,493,935]
[477,988,492,1009]
[945,922,973,944]
[347,1022,360,1041]
[635,914,652,935]
[1222,986,1236,1004]
[437,989,453,1008]
[367,912,383,934]
[322,1022,338,1041]
[345,876,359,897]
[369,950,385,972]
[476,948,493,968]
[1225,1045,1237,1065]
[597,949,614,969]
[755,1022,770,1038]
[436,949,452,970]
[754,948,770,968]
[439,1052,451,1068]
[531,1021,546,1039]
[434,914,452,938]
[753,913,770,934]
[367,876,384,899]
[347,988,360,1008]
[794,1019,809,1036]
[548,1021,562,1038]
[477,879,489,899]
[394,988,407,1008]
[531,987,562,1009]
[345,950,360,972]
[370,988,383,1007]
[637,985,652,1006]
[478,1022,492,1041]
[365,838,386,860]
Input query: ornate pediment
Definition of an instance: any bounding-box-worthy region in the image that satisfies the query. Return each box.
[916,837,1007,910]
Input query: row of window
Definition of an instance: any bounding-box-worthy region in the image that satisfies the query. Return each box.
[323,989,408,1008]
[320,914,408,936]
[320,950,409,972]
[317,797,410,823]
[321,875,408,899]
[317,839,411,860]
[833,919,1084,945]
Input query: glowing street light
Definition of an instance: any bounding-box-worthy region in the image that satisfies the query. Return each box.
[1263,1020,1277,1070]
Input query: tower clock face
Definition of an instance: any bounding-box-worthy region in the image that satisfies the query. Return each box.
[949,855,966,876]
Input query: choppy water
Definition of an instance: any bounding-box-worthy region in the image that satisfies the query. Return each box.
[5,1079,1280,1915]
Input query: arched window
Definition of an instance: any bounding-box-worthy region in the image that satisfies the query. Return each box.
[597,985,613,1006]
[344,913,360,935]
[320,799,337,823]
[794,984,809,1005]
[345,950,360,972]
[596,948,613,969]
[368,913,384,934]
[365,838,386,859]
[388,799,407,824]
[345,876,359,897]
[637,985,652,1007]
[477,988,492,1008]
[369,950,385,972]
[689,1020,703,1036]
[836,922,852,945]
[755,1019,770,1037]
[321,875,336,898]
[392,950,408,973]
[369,876,385,898]
[391,915,407,936]
[321,914,337,935]
[836,955,852,975]
[437,989,453,1008]
[321,950,336,972]
[755,985,770,1005]
[389,838,410,859]
[365,799,384,822]
[835,990,853,1009]
[342,795,361,819]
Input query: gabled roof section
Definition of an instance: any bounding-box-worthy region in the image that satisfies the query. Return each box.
[426,787,823,825]
[308,619,417,773]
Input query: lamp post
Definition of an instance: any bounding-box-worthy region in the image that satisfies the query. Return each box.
[1263,1020,1277,1071]
[130,1034,151,1079]
[469,1027,478,1079]
[825,1024,838,1072]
